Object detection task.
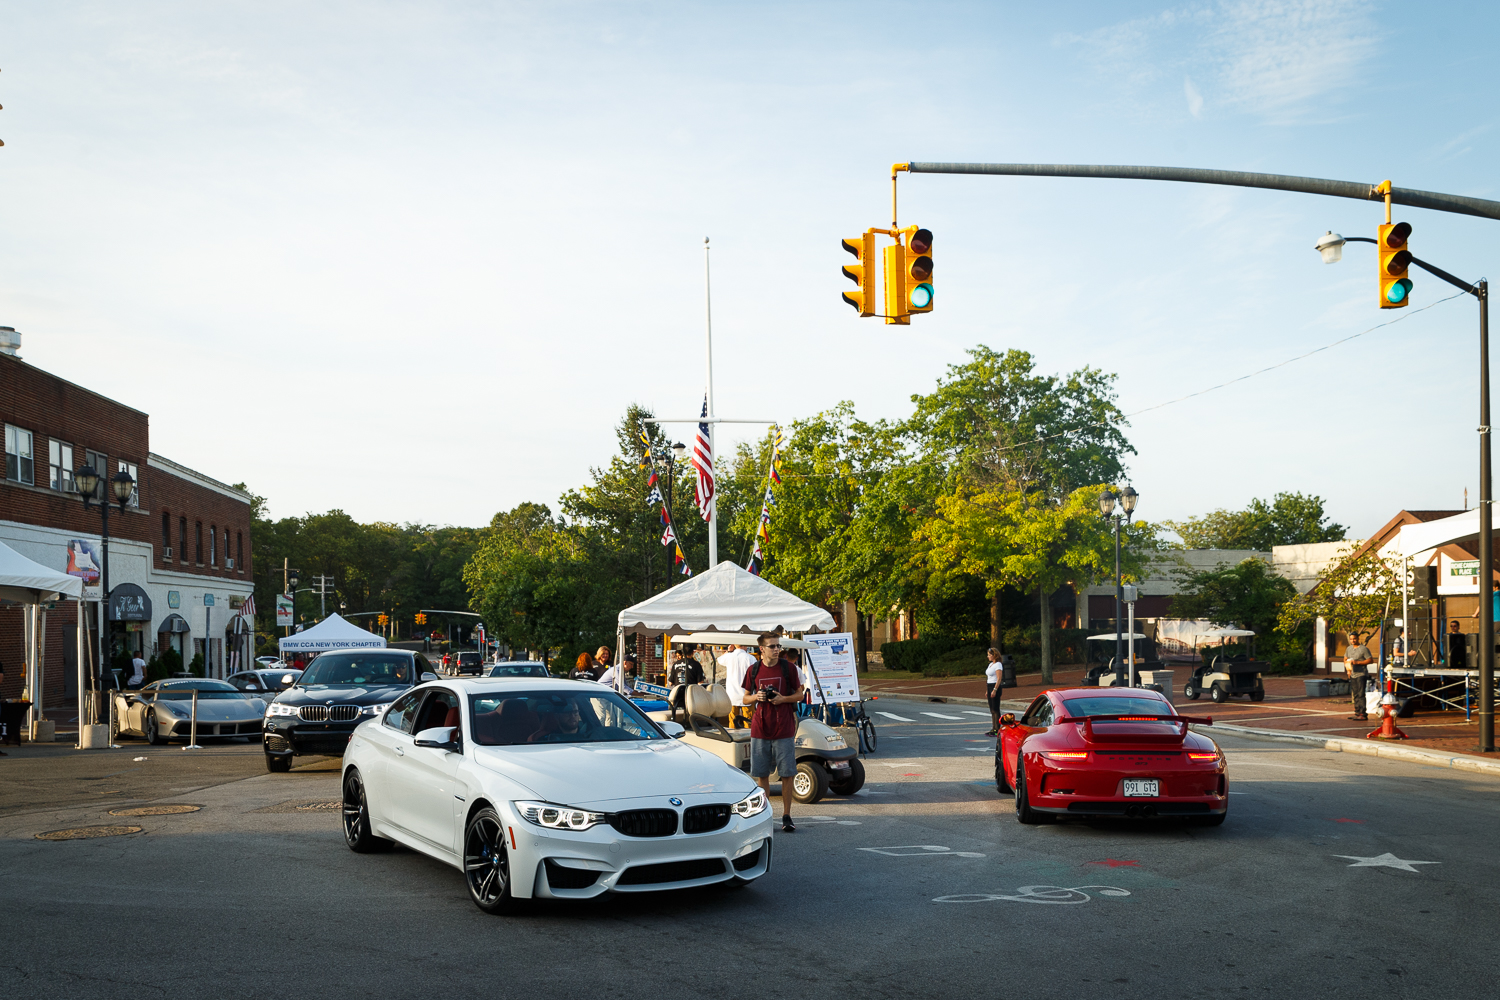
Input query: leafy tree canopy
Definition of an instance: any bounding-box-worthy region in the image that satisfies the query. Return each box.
[1164,492,1346,551]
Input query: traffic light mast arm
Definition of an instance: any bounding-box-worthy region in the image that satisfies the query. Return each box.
[1343,236,1482,298]
[892,163,909,229]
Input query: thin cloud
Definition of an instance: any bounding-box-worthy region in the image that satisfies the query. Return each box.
[1184,75,1204,117]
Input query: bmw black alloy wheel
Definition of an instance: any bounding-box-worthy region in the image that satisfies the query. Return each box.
[342,770,390,853]
[464,807,515,914]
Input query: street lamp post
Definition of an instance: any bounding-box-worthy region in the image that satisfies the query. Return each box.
[1099,486,1139,687]
[1315,232,1493,752]
[72,465,136,730]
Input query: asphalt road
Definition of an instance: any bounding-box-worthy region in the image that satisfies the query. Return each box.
[1,696,1496,999]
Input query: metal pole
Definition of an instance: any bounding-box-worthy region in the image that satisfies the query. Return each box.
[1480,279,1494,752]
[184,688,201,750]
[704,236,718,568]
[99,497,110,729]
[1113,517,1123,687]
[75,596,86,742]
[1127,598,1136,688]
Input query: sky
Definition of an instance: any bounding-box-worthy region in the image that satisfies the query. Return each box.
[3,1,1498,542]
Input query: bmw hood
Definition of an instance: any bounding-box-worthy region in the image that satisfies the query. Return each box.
[274,684,407,707]
[473,739,753,807]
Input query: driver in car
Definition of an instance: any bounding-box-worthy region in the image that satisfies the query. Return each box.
[528,700,587,743]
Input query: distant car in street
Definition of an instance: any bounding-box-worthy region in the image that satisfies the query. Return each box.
[113,679,268,745]
[486,661,550,679]
[262,648,438,772]
[453,651,484,676]
[255,656,282,668]
[227,669,303,693]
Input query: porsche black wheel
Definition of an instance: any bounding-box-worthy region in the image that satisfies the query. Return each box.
[1014,757,1051,825]
[464,807,518,914]
[994,751,1012,794]
[342,769,391,853]
[144,713,166,746]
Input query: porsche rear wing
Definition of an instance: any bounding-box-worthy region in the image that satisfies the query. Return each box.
[1059,714,1214,744]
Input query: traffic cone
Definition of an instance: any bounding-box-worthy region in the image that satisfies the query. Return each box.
[1366,690,1408,740]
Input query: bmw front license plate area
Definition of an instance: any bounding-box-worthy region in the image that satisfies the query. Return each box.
[1123,779,1159,797]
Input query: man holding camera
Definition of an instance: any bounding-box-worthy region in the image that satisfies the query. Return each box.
[743,633,806,832]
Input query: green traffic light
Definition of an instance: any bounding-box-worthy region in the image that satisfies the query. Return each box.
[1387,278,1412,304]
[910,283,934,309]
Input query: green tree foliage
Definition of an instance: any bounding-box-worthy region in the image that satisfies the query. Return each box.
[1278,544,1402,638]
[1165,492,1346,551]
[1171,558,1298,636]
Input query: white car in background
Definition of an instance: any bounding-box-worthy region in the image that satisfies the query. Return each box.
[340,677,774,914]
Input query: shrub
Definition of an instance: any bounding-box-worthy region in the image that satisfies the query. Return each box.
[879,636,969,673]
[188,652,204,677]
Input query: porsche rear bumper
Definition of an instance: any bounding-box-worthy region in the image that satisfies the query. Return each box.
[1028,764,1227,817]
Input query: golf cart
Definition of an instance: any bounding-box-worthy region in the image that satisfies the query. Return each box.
[1081,632,1163,687]
[640,632,864,804]
[1182,628,1266,703]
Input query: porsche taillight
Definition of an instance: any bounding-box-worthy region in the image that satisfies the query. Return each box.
[1187,751,1220,761]
[1040,750,1088,760]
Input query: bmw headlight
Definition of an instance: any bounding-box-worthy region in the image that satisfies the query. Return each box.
[266,703,299,718]
[513,801,606,832]
[732,787,768,819]
[362,703,392,717]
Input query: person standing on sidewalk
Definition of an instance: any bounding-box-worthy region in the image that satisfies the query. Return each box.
[1344,633,1376,721]
[742,634,806,832]
[984,648,1005,735]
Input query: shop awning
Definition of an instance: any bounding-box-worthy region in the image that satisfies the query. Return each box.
[158,613,191,634]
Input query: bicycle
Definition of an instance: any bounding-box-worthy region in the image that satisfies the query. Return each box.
[842,698,877,754]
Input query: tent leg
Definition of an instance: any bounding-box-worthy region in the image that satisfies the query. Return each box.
[616,627,625,691]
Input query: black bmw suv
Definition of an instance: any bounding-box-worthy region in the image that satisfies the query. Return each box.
[262,647,437,772]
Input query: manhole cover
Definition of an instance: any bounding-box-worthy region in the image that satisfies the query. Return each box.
[108,804,202,817]
[254,799,342,814]
[36,825,144,841]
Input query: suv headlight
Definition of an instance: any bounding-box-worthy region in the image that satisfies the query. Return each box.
[362,703,392,717]
[266,703,299,718]
[732,788,768,819]
[513,801,606,831]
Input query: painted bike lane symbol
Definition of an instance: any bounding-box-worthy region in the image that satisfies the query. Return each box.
[934,885,1131,904]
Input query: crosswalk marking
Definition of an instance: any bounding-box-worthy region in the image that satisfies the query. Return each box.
[877,711,916,722]
[921,712,964,720]
[961,711,990,717]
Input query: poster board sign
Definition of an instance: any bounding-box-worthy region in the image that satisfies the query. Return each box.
[67,538,102,600]
[276,594,293,627]
[803,632,859,704]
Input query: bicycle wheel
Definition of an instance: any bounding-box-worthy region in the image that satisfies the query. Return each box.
[859,716,877,753]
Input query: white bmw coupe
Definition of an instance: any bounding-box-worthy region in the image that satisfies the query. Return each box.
[341,677,775,913]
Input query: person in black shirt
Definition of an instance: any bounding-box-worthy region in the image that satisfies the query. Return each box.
[668,646,705,718]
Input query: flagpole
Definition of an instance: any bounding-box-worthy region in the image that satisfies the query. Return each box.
[704,236,718,567]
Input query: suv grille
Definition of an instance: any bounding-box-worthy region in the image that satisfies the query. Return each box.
[683,804,731,834]
[607,809,678,838]
[618,858,726,885]
[298,705,360,722]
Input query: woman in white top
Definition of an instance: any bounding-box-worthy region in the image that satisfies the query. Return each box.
[984,648,1005,736]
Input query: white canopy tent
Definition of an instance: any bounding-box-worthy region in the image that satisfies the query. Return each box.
[0,540,85,741]
[278,613,386,654]
[617,562,836,635]
[1397,509,1481,558]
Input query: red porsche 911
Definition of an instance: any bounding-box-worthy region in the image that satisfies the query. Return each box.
[995,687,1227,826]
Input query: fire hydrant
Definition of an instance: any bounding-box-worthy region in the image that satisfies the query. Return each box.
[1366,691,1408,741]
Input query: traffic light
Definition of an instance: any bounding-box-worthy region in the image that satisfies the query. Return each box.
[883,240,909,325]
[378,613,389,627]
[840,231,876,316]
[1378,221,1413,308]
[906,228,933,316]
[415,612,427,626]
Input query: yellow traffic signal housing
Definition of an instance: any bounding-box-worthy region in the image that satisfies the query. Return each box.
[841,231,876,316]
[906,228,933,316]
[883,241,909,325]
[1378,221,1413,308]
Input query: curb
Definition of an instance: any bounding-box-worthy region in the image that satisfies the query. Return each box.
[1196,722,1500,777]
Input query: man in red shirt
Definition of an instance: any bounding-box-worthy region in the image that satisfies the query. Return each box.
[741,633,806,832]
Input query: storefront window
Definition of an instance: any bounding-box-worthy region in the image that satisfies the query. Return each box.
[5,424,34,484]
[49,440,74,491]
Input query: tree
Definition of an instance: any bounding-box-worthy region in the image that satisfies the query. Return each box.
[1166,492,1346,551]
[1278,544,1402,639]
[1171,558,1297,636]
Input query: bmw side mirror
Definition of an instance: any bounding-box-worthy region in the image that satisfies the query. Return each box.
[413,726,461,751]
[420,671,438,683]
[658,720,686,739]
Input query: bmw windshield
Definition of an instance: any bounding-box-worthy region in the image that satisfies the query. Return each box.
[470,690,664,746]
[298,653,413,687]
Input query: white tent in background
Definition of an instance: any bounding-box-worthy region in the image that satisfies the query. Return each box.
[0,540,86,743]
[1397,509,1481,558]
[278,613,386,653]
[616,561,836,636]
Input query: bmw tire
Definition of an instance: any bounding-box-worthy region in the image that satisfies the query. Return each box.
[342,769,391,853]
[463,807,518,915]
[265,752,291,773]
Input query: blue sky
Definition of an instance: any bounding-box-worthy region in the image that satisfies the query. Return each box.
[3,1,1498,540]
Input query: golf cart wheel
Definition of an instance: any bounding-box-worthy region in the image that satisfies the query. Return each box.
[791,761,828,803]
[829,758,865,796]
[1183,682,1200,700]
[1249,689,1265,702]
[1209,684,1228,704]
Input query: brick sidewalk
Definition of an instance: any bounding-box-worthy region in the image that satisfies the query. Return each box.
[861,668,1500,761]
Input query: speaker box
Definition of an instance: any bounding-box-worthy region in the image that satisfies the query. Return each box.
[1410,565,1437,601]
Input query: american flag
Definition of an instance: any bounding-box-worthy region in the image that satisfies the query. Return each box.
[691,394,714,522]
[241,594,256,624]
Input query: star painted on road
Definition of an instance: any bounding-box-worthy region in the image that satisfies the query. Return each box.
[1333,853,1439,873]
[1086,859,1141,868]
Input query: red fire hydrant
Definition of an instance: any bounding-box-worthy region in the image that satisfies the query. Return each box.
[1366,687,1408,741]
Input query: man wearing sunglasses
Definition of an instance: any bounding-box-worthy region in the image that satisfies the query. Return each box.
[743,633,806,832]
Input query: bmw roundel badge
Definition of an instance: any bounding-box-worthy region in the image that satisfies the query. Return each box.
[669,797,683,807]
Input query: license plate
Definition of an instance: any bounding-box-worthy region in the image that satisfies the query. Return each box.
[1123,779,1159,797]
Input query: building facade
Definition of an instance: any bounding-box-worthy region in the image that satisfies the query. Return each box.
[1,347,253,705]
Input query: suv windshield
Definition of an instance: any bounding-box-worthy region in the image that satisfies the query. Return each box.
[489,664,548,677]
[1061,697,1174,718]
[469,690,663,746]
[299,653,413,687]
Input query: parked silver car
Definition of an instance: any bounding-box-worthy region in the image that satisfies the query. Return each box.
[113,679,268,745]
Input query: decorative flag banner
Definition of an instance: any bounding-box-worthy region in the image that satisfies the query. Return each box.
[691,394,714,521]
[647,471,658,486]
[746,424,785,575]
[659,507,670,526]
[660,524,676,547]
[747,538,764,576]
[640,418,693,578]
[770,424,785,484]
[645,486,663,505]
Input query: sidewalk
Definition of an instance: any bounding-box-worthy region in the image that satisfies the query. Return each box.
[860,668,1500,764]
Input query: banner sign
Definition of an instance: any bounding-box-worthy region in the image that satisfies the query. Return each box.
[803,632,859,704]
[276,594,293,627]
[636,680,672,699]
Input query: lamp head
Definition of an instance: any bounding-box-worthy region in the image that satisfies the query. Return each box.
[288,568,302,589]
[111,468,135,506]
[1120,485,1139,515]
[1315,231,1345,264]
[1098,489,1117,517]
[74,465,100,502]
[671,441,687,461]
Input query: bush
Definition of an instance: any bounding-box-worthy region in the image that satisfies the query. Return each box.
[188,652,204,677]
[995,626,1089,674]
[146,648,183,683]
[879,636,970,673]
[919,645,991,676]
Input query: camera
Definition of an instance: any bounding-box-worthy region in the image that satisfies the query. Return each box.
[759,686,779,702]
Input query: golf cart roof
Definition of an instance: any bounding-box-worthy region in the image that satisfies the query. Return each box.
[1086,632,1149,641]
[1198,628,1256,639]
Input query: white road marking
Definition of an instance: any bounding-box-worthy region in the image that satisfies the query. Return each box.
[963,748,991,752]
[961,711,991,717]
[921,712,965,720]
[859,845,986,858]
[1333,853,1439,872]
[935,885,1130,904]
[877,712,915,722]
[873,762,920,767]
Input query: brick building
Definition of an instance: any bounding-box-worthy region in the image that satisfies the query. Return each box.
[1,340,254,705]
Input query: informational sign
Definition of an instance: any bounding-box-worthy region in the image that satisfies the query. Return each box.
[1440,554,1481,595]
[66,538,101,599]
[276,594,294,627]
[1452,560,1480,576]
[803,632,859,704]
[168,590,181,609]
[203,593,215,607]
